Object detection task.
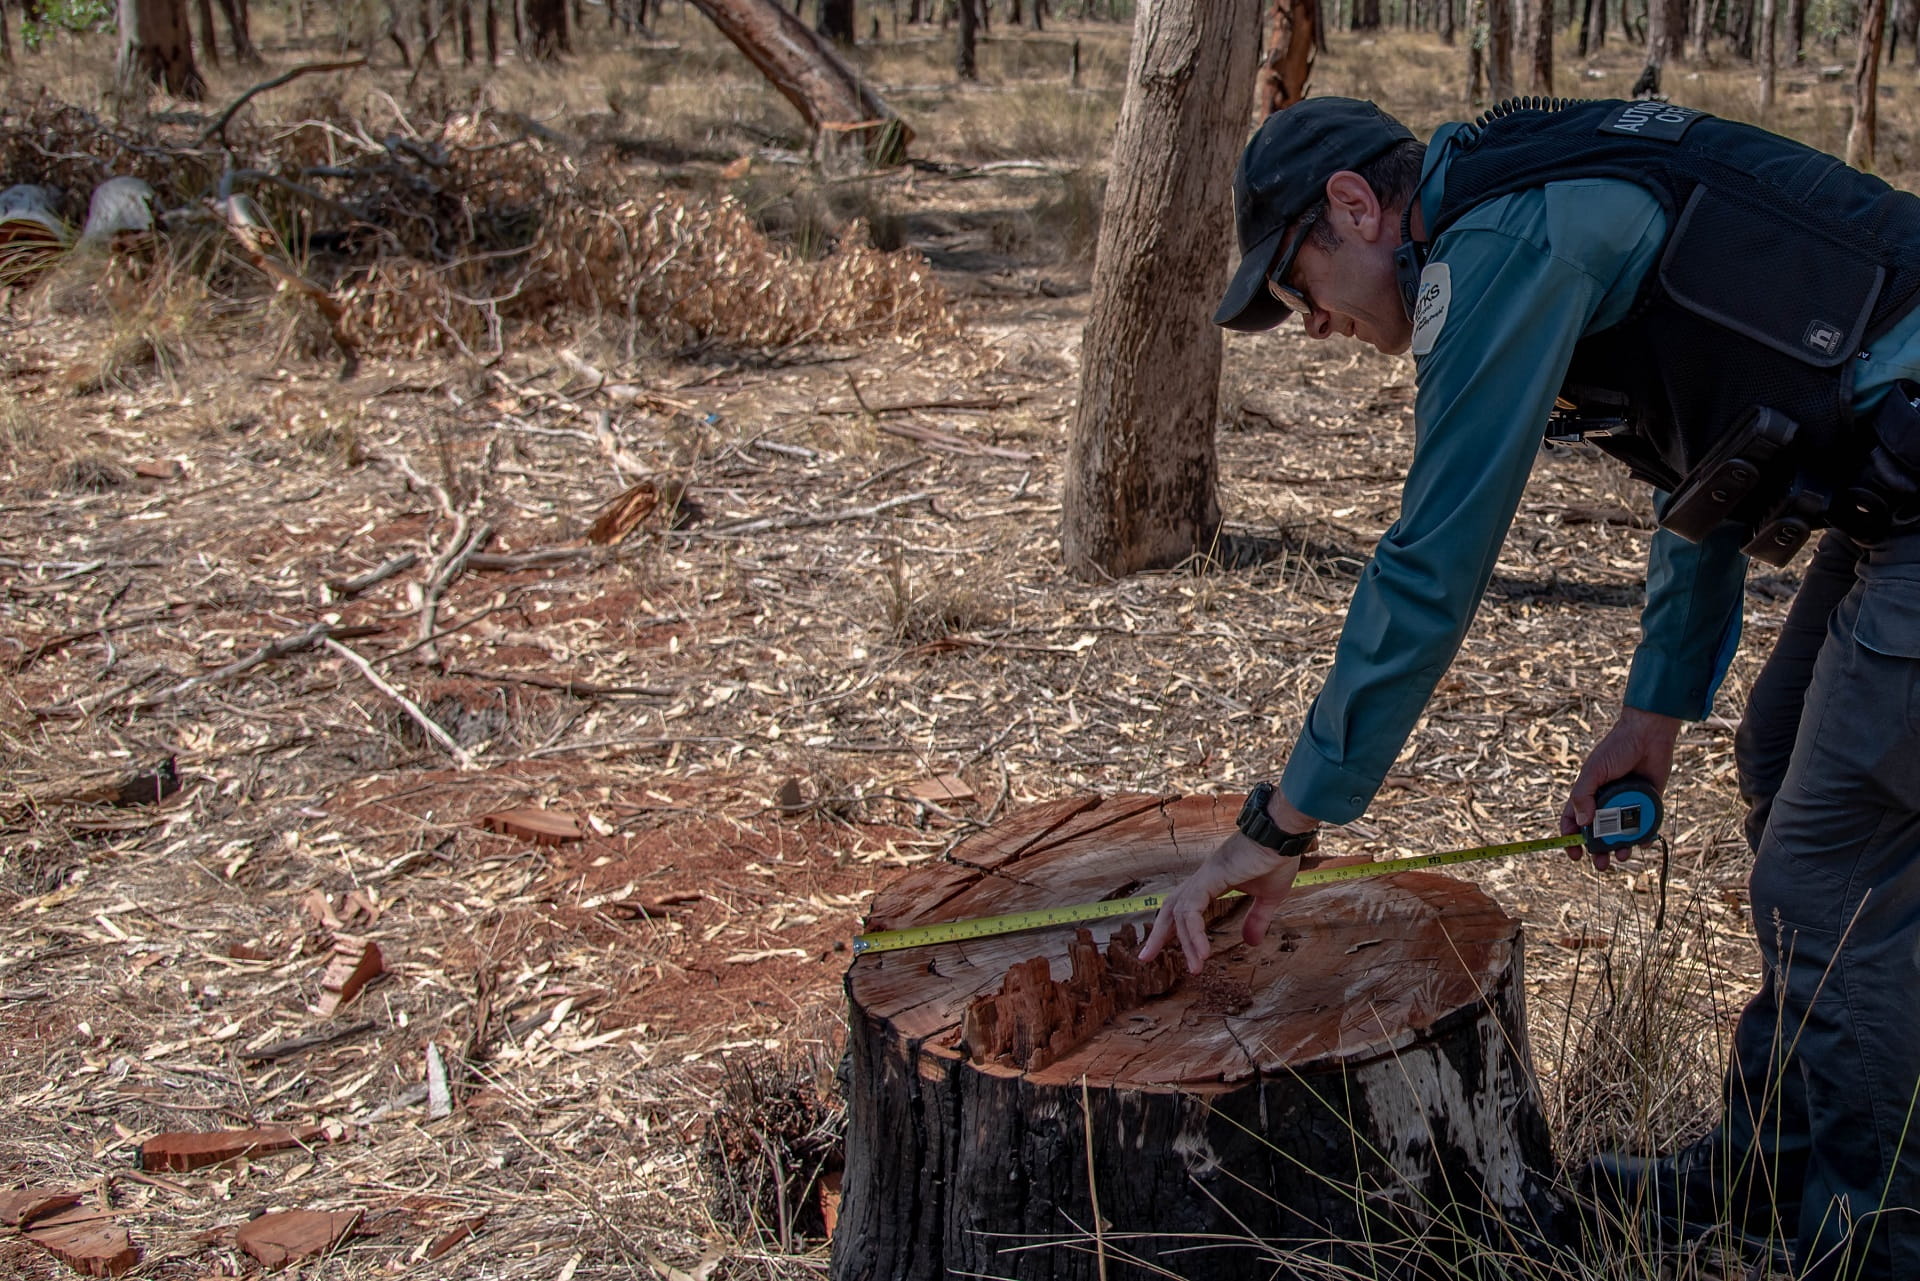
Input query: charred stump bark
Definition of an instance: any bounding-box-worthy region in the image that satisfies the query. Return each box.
[833,795,1563,1281]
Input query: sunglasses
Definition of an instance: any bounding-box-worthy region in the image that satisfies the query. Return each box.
[1264,203,1325,317]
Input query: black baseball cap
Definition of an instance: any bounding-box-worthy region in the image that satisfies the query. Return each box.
[1215,98,1416,332]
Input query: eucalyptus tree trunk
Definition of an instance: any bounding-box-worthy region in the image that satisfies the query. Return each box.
[1486,0,1515,95]
[524,0,566,53]
[117,0,205,97]
[214,0,258,62]
[954,0,975,76]
[1253,0,1318,115]
[1060,0,1260,576]
[194,0,218,65]
[1760,0,1778,105]
[1786,0,1804,60]
[1846,0,1887,169]
[1527,0,1551,89]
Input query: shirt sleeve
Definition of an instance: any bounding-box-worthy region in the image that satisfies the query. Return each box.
[1281,193,1661,824]
[1623,518,1748,719]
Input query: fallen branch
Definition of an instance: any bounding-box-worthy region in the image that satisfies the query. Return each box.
[700,490,936,536]
[417,522,494,666]
[198,58,369,146]
[326,552,419,599]
[218,197,360,378]
[242,1020,378,1064]
[127,621,378,710]
[322,638,475,769]
[875,420,1040,461]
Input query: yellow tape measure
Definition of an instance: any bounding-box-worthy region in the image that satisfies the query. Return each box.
[850,832,1582,955]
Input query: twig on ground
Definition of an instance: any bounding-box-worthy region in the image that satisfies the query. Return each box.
[125,621,377,710]
[322,638,476,769]
[417,522,494,666]
[700,491,936,537]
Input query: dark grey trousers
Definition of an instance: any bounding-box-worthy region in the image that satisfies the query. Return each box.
[1714,528,1920,1279]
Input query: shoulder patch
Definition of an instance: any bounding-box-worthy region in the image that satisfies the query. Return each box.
[1410,261,1451,357]
[1598,101,1710,143]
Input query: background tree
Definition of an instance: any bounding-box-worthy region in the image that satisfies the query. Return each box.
[817,0,853,41]
[955,0,976,78]
[1786,0,1805,60]
[214,0,258,63]
[118,0,204,98]
[1486,0,1514,96]
[1253,0,1317,115]
[1526,0,1550,90]
[525,0,567,54]
[1760,0,1778,106]
[193,0,216,66]
[1,0,12,65]
[1847,0,1887,168]
[1631,0,1682,95]
[1059,0,1261,577]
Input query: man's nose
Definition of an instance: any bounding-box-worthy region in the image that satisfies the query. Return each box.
[1301,308,1333,340]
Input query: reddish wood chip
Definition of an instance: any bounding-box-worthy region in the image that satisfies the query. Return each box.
[907,774,975,805]
[24,1214,139,1276]
[316,936,385,1017]
[425,1212,488,1260]
[478,809,584,846]
[141,1124,328,1173]
[235,1208,362,1269]
[133,459,180,480]
[0,1188,82,1227]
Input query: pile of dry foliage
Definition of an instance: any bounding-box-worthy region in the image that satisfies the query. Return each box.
[0,93,955,360]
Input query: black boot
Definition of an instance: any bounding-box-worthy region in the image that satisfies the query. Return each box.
[1581,1137,1791,1268]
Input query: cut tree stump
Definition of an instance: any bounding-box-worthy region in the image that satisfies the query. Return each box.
[833,794,1561,1281]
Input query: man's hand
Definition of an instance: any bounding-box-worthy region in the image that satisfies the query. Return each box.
[1138,830,1311,974]
[1562,706,1682,871]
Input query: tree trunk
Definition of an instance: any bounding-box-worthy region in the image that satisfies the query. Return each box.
[1355,0,1380,27]
[689,0,911,164]
[832,795,1562,1281]
[117,0,205,97]
[419,0,439,62]
[485,0,498,61]
[212,0,258,63]
[1528,0,1552,87]
[1759,0,1777,102]
[1847,0,1887,168]
[1487,0,1516,94]
[1686,0,1709,55]
[1253,0,1317,115]
[955,0,975,76]
[1443,0,1455,43]
[817,0,854,40]
[1059,0,1259,577]
[524,0,565,52]
[1469,0,1486,97]
[1,0,11,67]
[1632,0,1679,94]
[456,0,472,59]
[194,0,218,66]
[1785,0,1803,58]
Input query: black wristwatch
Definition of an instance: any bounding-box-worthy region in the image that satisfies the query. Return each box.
[1237,782,1318,856]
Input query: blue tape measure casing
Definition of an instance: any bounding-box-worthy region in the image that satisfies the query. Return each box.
[1585,774,1663,854]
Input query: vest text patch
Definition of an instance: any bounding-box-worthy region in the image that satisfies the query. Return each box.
[1598,101,1710,142]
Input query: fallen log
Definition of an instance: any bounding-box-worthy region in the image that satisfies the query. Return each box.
[686,0,910,167]
[834,793,1562,1281]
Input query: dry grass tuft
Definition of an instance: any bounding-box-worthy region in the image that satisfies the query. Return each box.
[698,1049,846,1255]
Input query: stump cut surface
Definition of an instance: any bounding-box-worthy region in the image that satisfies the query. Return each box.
[851,793,1520,1089]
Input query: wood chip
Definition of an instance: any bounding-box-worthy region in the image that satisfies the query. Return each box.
[0,1188,82,1227]
[133,459,181,480]
[586,480,659,545]
[141,1124,329,1172]
[24,1211,140,1276]
[774,777,805,815]
[907,774,975,805]
[316,936,384,1017]
[478,809,584,845]
[235,1208,362,1269]
[425,1211,488,1260]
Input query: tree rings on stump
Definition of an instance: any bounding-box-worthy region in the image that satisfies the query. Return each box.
[833,794,1560,1281]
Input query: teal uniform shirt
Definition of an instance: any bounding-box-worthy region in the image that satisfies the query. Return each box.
[1279,122,1920,825]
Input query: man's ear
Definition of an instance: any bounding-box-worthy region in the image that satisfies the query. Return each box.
[1324,171,1386,242]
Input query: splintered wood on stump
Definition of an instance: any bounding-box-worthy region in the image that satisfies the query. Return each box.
[833,794,1561,1281]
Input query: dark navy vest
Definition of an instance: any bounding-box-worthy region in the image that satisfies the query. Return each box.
[1427,98,1920,497]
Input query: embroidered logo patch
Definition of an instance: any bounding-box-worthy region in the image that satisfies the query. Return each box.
[1410,261,1451,357]
[1598,101,1710,142]
[1803,319,1845,358]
